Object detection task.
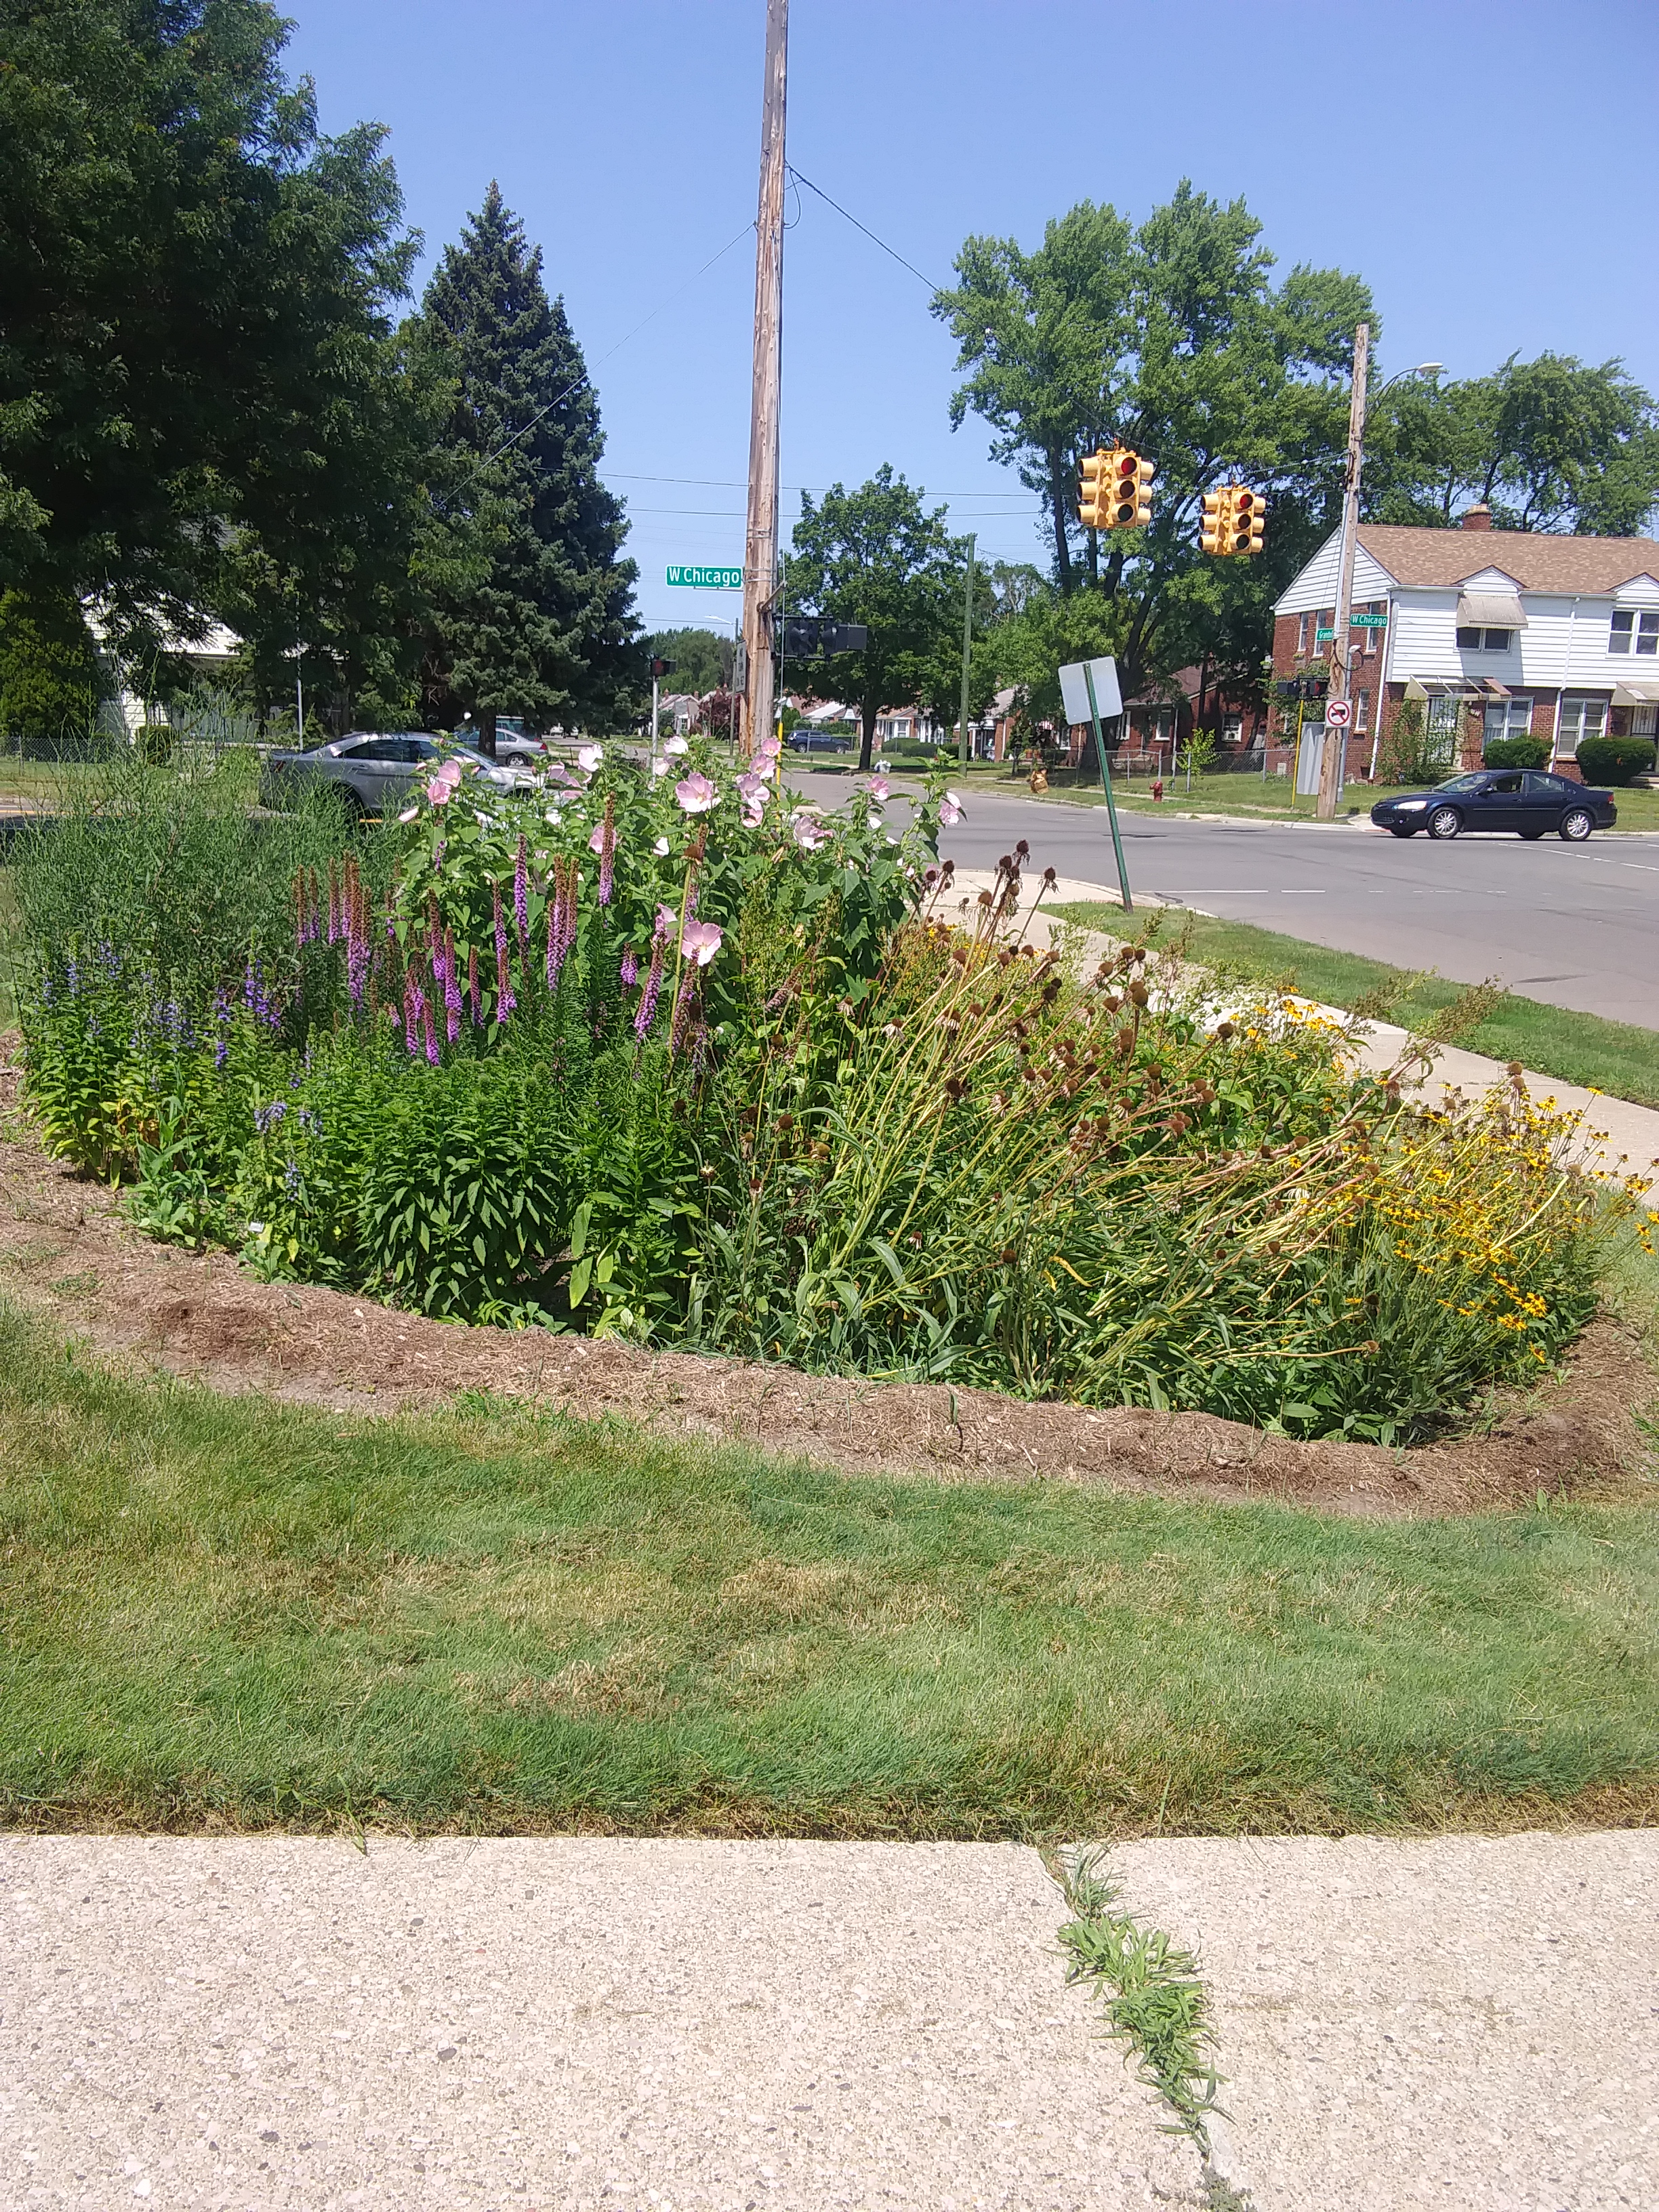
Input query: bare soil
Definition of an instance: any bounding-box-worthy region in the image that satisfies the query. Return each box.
[1,1064,1652,1517]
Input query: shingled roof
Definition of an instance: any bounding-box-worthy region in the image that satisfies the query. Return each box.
[1356,525,1659,594]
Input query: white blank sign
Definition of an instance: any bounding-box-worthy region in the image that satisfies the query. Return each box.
[1059,656,1123,726]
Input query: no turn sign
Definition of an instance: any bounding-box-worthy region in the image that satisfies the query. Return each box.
[1324,697,1352,728]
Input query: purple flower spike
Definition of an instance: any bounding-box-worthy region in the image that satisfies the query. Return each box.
[422,989,440,1065]
[514,835,529,943]
[468,943,482,1025]
[619,947,638,988]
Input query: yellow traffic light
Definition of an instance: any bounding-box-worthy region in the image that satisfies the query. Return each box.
[1200,484,1267,556]
[1103,447,1148,529]
[1078,449,1109,531]
[1232,486,1266,555]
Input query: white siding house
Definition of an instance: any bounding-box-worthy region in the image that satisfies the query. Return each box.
[1272,509,1659,777]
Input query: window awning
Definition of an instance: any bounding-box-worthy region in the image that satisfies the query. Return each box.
[1404,678,1480,701]
[1475,678,1512,698]
[1613,680,1659,705]
[1456,591,1529,629]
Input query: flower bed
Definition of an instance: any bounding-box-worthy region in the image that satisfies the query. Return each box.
[9,740,1648,1442]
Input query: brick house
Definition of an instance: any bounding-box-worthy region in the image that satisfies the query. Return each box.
[1271,507,1659,782]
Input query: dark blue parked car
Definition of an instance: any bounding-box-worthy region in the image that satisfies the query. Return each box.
[1371,769,1616,842]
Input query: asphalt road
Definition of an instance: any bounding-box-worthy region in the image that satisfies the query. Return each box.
[790,773,1659,1028]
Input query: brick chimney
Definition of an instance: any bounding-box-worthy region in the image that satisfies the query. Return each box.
[1459,504,1492,531]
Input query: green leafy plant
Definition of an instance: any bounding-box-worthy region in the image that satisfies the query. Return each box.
[1576,734,1656,787]
[1481,734,1549,770]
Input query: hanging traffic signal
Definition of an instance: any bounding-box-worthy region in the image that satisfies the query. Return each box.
[1101,447,1153,528]
[1200,485,1267,556]
[1232,487,1266,556]
[1078,449,1110,530]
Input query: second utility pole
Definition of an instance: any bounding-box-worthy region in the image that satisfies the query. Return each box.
[1317,319,1369,819]
[741,0,787,760]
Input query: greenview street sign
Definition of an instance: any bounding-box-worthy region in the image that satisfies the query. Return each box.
[667,564,743,590]
[1315,616,1389,641]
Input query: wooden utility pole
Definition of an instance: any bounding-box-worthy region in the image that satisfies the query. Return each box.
[1318,319,1370,819]
[956,533,975,771]
[740,0,787,759]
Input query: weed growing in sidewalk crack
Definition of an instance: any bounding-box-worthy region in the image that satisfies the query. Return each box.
[1048,1843,1248,2204]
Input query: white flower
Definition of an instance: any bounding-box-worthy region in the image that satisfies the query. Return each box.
[577,743,604,773]
[653,835,670,856]
[544,807,562,825]
[664,734,690,757]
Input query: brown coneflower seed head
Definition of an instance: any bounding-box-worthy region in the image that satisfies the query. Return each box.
[1015,838,1030,859]
[1000,1246,1018,1265]
[777,1113,794,1130]
[1215,1020,1235,1041]
[1129,980,1150,1008]
[1042,865,1057,886]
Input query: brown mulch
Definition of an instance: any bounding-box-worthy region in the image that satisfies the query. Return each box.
[1,1065,1653,1518]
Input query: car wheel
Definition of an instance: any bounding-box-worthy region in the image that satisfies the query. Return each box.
[1559,807,1594,842]
[1388,824,1417,838]
[1427,805,1462,840]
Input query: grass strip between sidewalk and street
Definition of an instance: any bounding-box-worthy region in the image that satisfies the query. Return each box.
[3,1301,1658,1840]
[1052,902,1659,1110]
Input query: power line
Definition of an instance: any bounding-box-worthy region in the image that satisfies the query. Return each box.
[785,163,948,296]
[483,218,756,468]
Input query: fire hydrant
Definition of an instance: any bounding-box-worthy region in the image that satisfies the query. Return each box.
[1151,775,1164,803]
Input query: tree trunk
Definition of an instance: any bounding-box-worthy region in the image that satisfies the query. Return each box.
[476,710,497,759]
[1048,450,1073,594]
[859,697,878,772]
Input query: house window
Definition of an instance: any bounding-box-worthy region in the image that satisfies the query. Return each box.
[1456,626,1515,652]
[1355,689,1370,733]
[1555,695,1608,757]
[1296,613,1309,653]
[1482,696,1532,748]
[1610,610,1659,655]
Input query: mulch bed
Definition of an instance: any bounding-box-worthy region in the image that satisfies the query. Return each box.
[1,1054,1652,1518]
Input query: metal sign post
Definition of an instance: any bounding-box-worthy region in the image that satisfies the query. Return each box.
[1082,662,1132,915]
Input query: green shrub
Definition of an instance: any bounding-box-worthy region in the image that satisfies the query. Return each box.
[1481,734,1549,770]
[137,722,176,765]
[0,587,108,752]
[1576,735,1656,786]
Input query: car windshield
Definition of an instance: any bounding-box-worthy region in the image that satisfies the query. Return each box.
[1433,774,1490,793]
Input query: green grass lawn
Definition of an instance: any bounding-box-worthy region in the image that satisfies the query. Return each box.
[1054,903,1659,1109]
[3,1298,1656,1838]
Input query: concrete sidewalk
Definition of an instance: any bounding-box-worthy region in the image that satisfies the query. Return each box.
[4,1833,1656,2211]
[951,867,1659,1181]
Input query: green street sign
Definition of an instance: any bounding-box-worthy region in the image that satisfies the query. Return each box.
[667,564,742,590]
[1350,613,1389,628]
[1315,626,1336,642]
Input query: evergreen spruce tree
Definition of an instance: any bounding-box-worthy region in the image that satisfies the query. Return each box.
[414,186,640,741]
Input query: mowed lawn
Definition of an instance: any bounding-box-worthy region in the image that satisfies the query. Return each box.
[3,1303,1657,1838]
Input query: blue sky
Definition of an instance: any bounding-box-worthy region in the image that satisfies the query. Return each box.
[287,0,1659,636]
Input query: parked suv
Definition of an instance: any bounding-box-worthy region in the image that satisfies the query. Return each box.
[1370,769,1617,842]
[259,733,533,819]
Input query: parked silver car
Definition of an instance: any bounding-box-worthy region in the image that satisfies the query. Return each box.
[258,733,533,819]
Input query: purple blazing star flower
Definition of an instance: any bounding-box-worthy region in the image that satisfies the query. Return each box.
[492,880,515,1021]
[634,906,674,1040]
[422,988,440,1066]
[468,942,482,1025]
[443,926,462,1044]
[514,835,529,943]
[619,947,638,988]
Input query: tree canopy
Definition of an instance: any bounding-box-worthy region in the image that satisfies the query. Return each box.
[644,626,733,695]
[0,0,423,684]
[783,467,970,769]
[411,185,639,740]
[1367,354,1659,535]
[933,186,1373,699]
